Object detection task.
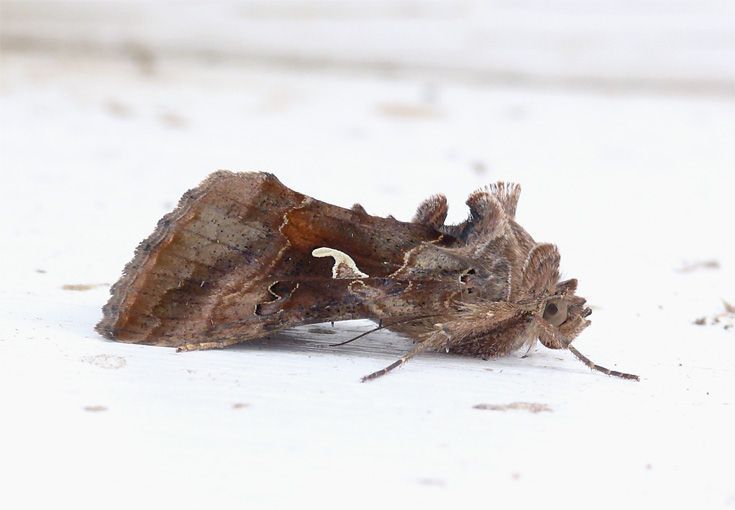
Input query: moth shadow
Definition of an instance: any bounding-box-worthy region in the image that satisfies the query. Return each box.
[226,320,416,359]
[225,321,568,374]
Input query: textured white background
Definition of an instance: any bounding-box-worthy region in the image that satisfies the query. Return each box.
[1,2,734,509]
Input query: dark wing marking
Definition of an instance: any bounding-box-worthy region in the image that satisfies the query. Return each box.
[98,171,443,347]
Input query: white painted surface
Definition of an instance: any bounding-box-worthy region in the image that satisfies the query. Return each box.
[1,11,734,509]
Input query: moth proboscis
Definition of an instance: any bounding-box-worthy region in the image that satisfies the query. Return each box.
[97,171,639,382]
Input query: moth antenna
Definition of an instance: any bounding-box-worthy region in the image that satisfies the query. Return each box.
[328,327,379,347]
[328,315,440,347]
[361,342,429,382]
[568,346,639,381]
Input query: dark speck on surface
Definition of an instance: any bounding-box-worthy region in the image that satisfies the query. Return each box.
[83,405,107,412]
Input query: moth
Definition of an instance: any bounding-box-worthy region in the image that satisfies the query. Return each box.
[97,171,638,382]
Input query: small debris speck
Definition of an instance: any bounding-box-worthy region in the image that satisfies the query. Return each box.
[375,102,441,120]
[417,477,446,487]
[83,405,107,412]
[676,260,720,273]
[81,354,127,370]
[105,99,132,117]
[158,112,187,128]
[471,161,488,175]
[694,300,735,329]
[62,283,108,291]
[474,402,552,413]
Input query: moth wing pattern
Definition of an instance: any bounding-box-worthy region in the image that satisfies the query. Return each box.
[98,171,628,382]
[97,171,443,347]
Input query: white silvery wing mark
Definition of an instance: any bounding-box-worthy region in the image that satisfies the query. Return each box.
[312,247,369,279]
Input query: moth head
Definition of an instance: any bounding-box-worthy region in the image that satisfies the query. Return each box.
[518,243,591,347]
[538,278,592,348]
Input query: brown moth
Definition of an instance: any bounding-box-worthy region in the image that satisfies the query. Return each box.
[97,171,638,381]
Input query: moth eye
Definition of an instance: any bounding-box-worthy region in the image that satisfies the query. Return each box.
[543,300,568,327]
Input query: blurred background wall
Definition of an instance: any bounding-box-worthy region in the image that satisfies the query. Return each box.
[3,0,734,96]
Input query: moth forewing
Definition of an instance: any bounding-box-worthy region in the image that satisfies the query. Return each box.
[97,171,638,381]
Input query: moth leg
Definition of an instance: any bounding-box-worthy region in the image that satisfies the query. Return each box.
[361,342,428,382]
[535,317,570,350]
[177,337,248,352]
[520,340,536,358]
[413,194,448,229]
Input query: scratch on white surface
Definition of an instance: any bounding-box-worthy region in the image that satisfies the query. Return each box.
[473,402,552,413]
[82,405,108,412]
[80,354,127,369]
[61,283,109,291]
